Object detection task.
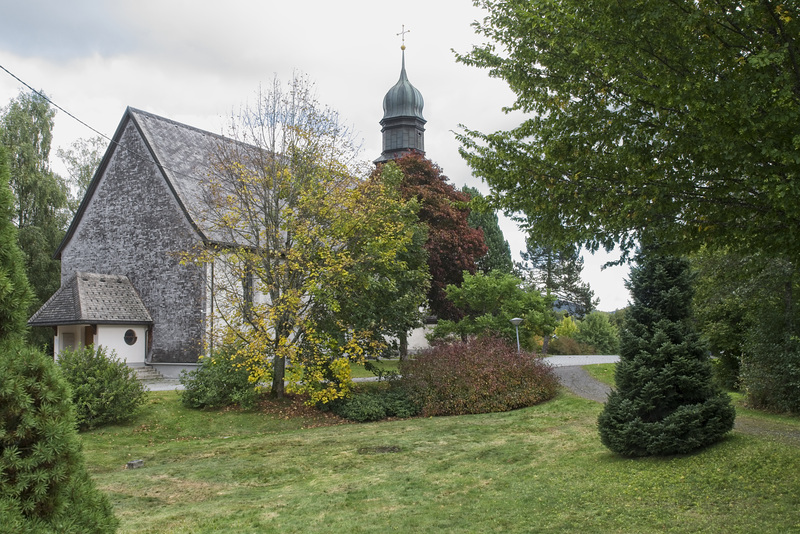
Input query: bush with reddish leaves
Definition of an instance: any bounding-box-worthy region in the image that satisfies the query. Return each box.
[399,337,559,416]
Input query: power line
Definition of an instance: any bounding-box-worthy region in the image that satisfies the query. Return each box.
[0,61,224,189]
[0,62,115,146]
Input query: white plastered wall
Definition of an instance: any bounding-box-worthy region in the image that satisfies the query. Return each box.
[95,325,147,365]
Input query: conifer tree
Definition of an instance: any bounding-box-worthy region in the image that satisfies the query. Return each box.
[461,186,513,274]
[0,341,118,533]
[597,242,735,456]
[0,145,32,341]
[0,146,116,533]
[517,239,596,318]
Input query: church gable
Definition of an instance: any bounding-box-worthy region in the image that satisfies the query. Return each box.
[56,110,210,363]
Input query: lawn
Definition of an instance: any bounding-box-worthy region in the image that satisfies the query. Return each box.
[349,359,400,379]
[80,386,800,533]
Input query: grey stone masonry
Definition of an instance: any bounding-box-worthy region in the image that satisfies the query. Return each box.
[57,110,209,363]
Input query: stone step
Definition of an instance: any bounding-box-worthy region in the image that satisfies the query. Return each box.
[132,366,166,382]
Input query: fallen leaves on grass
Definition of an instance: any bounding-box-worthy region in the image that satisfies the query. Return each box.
[255,394,351,428]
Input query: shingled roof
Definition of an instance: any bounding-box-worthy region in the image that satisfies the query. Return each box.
[55,107,238,258]
[28,272,153,327]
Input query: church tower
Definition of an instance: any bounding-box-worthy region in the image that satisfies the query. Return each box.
[374,40,426,164]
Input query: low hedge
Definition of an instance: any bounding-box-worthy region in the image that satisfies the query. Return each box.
[399,337,559,417]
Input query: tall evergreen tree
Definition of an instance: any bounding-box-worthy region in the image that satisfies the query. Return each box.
[517,238,596,317]
[598,242,735,456]
[461,186,513,274]
[0,145,33,341]
[0,146,116,533]
[1,91,69,350]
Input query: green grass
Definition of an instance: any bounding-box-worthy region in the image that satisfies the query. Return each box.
[349,359,400,379]
[583,362,616,386]
[80,387,800,533]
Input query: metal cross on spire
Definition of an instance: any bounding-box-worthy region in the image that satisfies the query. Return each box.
[397,25,410,50]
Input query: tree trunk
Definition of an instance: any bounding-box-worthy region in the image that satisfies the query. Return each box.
[399,331,408,361]
[784,261,795,338]
[271,353,285,398]
[542,334,551,356]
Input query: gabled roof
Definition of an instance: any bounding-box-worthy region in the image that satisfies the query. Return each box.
[28,272,153,327]
[55,107,234,258]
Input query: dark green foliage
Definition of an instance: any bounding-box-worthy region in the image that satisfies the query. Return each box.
[461,186,513,274]
[0,339,117,533]
[574,312,620,355]
[399,337,559,416]
[598,244,735,456]
[691,248,752,389]
[180,348,259,409]
[56,345,147,430]
[0,145,33,341]
[692,248,800,408]
[325,387,419,423]
[739,257,800,412]
[1,91,70,352]
[517,239,596,318]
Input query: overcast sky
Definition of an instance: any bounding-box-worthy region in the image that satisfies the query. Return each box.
[0,0,630,310]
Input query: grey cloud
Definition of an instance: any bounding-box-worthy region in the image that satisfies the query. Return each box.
[0,2,136,59]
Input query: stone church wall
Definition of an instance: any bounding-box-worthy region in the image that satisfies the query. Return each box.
[60,119,206,363]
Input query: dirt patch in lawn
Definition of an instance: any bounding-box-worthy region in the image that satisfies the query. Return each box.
[254,394,351,429]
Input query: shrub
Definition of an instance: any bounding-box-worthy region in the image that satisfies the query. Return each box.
[323,383,419,422]
[547,336,596,355]
[57,345,147,430]
[332,393,388,422]
[180,348,259,409]
[0,339,117,533]
[554,315,579,338]
[399,336,559,417]
[574,312,620,354]
[742,336,800,413]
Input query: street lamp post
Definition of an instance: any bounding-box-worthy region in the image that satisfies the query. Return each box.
[510,317,523,353]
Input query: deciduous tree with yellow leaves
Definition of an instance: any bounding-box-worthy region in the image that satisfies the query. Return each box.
[183,75,429,403]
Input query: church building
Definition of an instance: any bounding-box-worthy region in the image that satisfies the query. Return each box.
[29,47,428,376]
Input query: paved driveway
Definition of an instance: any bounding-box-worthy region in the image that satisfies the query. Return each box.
[543,355,619,367]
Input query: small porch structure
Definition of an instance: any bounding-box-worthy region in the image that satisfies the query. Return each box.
[28,272,153,365]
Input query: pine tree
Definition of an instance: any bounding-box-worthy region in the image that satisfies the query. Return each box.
[597,242,735,456]
[0,145,32,341]
[0,341,118,533]
[461,186,513,274]
[517,239,596,318]
[0,146,116,533]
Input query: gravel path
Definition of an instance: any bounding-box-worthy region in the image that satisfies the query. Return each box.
[543,355,618,404]
[552,365,613,403]
[548,358,800,445]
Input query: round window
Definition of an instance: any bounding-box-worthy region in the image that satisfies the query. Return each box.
[124,329,137,346]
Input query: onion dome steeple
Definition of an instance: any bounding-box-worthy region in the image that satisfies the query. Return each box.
[375,33,426,164]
